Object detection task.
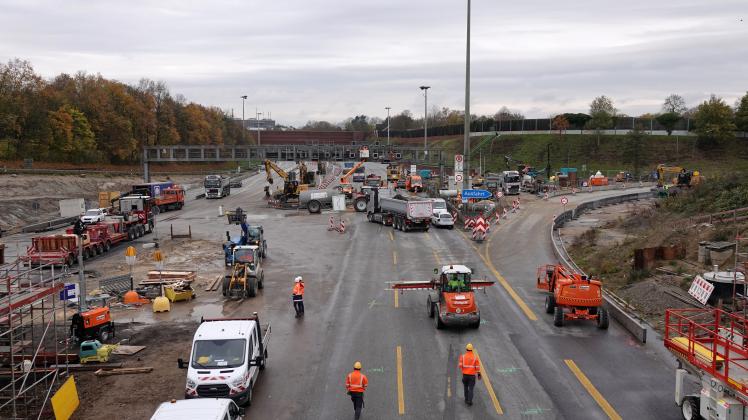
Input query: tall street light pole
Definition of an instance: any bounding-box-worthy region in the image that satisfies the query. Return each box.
[463,0,471,191]
[240,95,247,143]
[420,86,430,157]
[385,107,391,146]
[256,109,262,146]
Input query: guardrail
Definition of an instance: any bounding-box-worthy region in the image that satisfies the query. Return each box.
[689,206,748,225]
[550,190,656,343]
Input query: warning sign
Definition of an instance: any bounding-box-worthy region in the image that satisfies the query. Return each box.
[688,275,714,305]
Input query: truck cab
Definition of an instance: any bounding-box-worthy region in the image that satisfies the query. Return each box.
[500,171,521,195]
[180,316,270,407]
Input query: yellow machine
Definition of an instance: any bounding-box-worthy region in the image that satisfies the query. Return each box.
[79,340,118,364]
[387,164,400,182]
[264,160,310,201]
[222,262,260,299]
[656,164,702,188]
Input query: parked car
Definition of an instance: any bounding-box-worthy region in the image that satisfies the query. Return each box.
[80,208,108,224]
[431,212,454,229]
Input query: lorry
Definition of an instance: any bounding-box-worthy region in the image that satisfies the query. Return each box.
[406,174,423,193]
[150,399,244,420]
[391,265,494,329]
[179,314,270,407]
[132,181,174,198]
[152,185,185,212]
[499,171,521,195]
[205,175,231,199]
[365,188,432,231]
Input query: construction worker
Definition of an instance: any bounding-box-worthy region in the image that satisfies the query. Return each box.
[292,276,305,317]
[459,343,481,406]
[345,361,368,420]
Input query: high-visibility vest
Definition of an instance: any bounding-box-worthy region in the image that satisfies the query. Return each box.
[346,370,368,392]
[459,352,480,375]
[293,282,304,296]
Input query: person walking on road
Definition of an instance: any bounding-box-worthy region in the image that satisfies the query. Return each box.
[459,343,481,406]
[345,361,369,420]
[292,276,305,317]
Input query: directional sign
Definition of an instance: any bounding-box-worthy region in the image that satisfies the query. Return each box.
[560,196,569,205]
[455,172,464,183]
[462,189,492,200]
[454,154,464,172]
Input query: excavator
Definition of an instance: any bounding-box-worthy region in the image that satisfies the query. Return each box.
[537,264,608,329]
[263,160,311,202]
[656,164,702,188]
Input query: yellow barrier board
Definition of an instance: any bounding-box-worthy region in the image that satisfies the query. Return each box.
[51,375,79,420]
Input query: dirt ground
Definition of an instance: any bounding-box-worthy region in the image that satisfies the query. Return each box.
[72,322,196,420]
[0,174,202,230]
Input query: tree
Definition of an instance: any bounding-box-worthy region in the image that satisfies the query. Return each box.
[623,124,647,176]
[389,110,415,130]
[735,92,748,132]
[301,120,340,131]
[586,95,616,147]
[552,115,570,135]
[656,112,681,136]
[344,115,372,133]
[662,94,687,114]
[693,95,736,149]
[493,106,524,121]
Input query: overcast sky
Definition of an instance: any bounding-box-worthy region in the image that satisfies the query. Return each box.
[1,0,746,126]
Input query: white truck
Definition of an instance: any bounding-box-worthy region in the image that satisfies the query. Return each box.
[205,175,231,199]
[366,188,432,231]
[150,398,244,420]
[179,314,270,407]
[499,170,521,195]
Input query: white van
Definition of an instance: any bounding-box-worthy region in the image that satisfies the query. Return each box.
[150,398,244,420]
[178,314,270,407]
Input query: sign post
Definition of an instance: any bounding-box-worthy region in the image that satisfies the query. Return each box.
[455,154,464,193]
[560,196,568,212]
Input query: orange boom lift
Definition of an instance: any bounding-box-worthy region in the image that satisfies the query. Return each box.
[536,264,609,329]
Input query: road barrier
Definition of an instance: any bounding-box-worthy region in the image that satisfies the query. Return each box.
[550,190,656,344]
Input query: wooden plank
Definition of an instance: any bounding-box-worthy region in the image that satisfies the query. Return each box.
[94,367,153,376]
[111,345,146,356]
[205,275,222,292]
[50,363,123,371]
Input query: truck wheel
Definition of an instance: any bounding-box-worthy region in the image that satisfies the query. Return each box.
[354,198,367,212]
[258,273,264,290]
[427,296,434,318]
[259,349,267,371]
[222,276,231,297]
[553,306,564,327]
[597,307,609,329]
[138,225,145,237]
[681,397,699,420]
[127,228,134,241]
[471,314,481,329]
[99,327,110,342]
[248,277,257,297]
[104,241,111,252]
[308,200,321,214]
[434,307,445,330]
[545,295,556,314]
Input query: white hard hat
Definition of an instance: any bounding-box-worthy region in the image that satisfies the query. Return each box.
[295,276,302,283]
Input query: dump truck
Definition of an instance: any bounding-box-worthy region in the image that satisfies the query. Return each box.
[365,188,432,231]
[406,174,423,192]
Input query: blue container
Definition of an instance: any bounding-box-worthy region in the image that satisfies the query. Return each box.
[418,169,432,179]
[559,167,577,175]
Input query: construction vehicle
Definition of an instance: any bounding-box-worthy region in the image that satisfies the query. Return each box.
[391,265,494,329]
[536,264,608,329]
[79,340,118,363]
[338,160,366,198]
[499,171,521,195]
[656,164,702,188]
[406,174,423,192]
[387,164,400,182]
[264,160,309,202]
[366,188,432,231]
[223,226,266,266]
[71,306,115,342]
[664,308,748,420]
[352,165,366,183]
[179,314,271,406]
[223,245,264,298]
[204,175,231,198]
[364,174,383,188]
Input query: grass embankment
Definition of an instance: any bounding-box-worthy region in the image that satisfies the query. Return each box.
[395,133,748,178]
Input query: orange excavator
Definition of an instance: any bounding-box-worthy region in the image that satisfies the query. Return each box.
[391,265,494,329]
[339,160,366,198]
[537,264,608,329]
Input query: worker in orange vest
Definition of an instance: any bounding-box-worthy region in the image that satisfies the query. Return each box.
[459,343,481,405]
[292,276,305,317]
[345,361,368,420]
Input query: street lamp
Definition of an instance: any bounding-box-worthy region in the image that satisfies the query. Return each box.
[256,110,263,146]
[240,95,247,143]
[420,86,430,156]
[385,107,391,146]
[463,0,471,191]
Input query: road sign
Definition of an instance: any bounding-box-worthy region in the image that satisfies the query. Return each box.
[462,189,492,200]
[560,196,569,205]
[59,283,79,301]
[360,146,369,158]
[496,191,504,199]
[455,172,464,183]
[410,164,417,174]
[688,275,714,305]
[455,154,464,172]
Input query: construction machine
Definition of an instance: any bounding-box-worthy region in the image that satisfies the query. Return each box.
[223,245,264,299]
[390,265,494,329]
[79,340,118,363]
[71,306,116,342]
[656,164,702,188]
[537,264,608,329]
[387,164,400,183]
[264,160,310,202]
[339,160,366,198]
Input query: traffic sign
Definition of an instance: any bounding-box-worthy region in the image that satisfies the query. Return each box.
[688,275,714,305]
[410,164,417,174]
[462,189,492,200]
[496,191,504,199]
[560,196,569,205]
[455,154,464,172]
[455,172,464,183]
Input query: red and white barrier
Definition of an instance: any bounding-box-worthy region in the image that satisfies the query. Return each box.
[338,218,346,233]
[328,216,335,231]
[471,216,488,242]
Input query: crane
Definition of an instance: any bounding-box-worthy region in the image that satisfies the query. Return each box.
[338,160,366,197]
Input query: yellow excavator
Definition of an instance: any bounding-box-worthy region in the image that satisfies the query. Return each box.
[656,164,702,188]
[264,160,311,202]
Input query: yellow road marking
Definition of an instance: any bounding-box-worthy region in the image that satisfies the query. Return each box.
[397,346,405,415]
[389,231,394,241]
[394,290,399,308]
[432,250,442,265]
[393,251,397,265]
[457,230,538,321]
[447,376,451,398]
[564,359,622,420]
[474,349,504,415]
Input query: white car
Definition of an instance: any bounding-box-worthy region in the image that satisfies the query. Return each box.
[150,398,244,420]
[431,212,454,229]
[80,208,108,224]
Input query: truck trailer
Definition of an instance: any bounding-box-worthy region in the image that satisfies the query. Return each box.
[366,188,432,231]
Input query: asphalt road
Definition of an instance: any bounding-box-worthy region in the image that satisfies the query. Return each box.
[3,164,682,419]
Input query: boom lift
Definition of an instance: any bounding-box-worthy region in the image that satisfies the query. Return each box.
[391,265,494,329]
[537,264,608,328]
[339,160,366,198]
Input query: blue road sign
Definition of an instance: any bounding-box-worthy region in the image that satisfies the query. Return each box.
[461,189,492,200]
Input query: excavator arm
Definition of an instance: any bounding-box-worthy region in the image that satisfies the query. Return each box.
[264,160,289,185]
[340,160,366,183]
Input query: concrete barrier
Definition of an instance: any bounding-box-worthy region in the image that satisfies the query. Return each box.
[550,190,656,343]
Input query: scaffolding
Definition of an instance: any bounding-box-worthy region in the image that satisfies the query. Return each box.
[0,259,72,420]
